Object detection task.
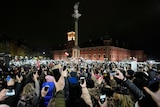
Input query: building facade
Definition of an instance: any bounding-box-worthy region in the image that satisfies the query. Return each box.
[52,45,145,61]
[51,32,146,61]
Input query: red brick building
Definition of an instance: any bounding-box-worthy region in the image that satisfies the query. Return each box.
[51,32,146,61]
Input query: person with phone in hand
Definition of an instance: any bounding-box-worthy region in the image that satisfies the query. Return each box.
[39,86,49,107]
[0,73,23,107]
[47,70,67,107]
[80,79,93,107]
[41,75,55,107]
[17,71,40,107]
[98,96,107,107]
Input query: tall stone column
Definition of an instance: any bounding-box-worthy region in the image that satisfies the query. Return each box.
[72,2,81,58]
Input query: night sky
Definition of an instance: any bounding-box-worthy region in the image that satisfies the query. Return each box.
[0,0,160,59]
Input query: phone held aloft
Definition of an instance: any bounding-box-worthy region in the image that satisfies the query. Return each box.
[100,94,106,104]
[80,77,85,84]
[44,85,49,91]
[6,89,15,96]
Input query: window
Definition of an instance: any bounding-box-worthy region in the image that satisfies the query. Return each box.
[98,54,101,58]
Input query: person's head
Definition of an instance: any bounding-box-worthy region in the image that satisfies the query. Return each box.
[86,78,95,88]
[133,72,149,90]
[113,92,134,107]
[69,83,82,99]
[101,87,114,97]
[126,69,134,80]
[21,83,35,96]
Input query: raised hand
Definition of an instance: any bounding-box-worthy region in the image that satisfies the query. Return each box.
[16,75,23,83]
[53,75,65,92]
[144,87,160,107]
[98,97,108,107]
[0,89,8,101]
[41,87,49,97]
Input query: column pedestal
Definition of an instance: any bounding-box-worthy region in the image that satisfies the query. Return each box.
[72,46,80,58]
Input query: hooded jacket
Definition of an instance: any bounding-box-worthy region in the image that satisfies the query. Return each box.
[42,82,55,107]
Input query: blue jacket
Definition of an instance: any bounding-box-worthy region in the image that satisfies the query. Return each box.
[42,82,55,107]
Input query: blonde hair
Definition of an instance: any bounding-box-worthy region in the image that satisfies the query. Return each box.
[113,92,134,107]
[21,83,35,96]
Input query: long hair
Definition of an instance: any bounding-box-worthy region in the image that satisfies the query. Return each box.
[21,83,36,97]
[113,92,134,107]
[17,83,37,107]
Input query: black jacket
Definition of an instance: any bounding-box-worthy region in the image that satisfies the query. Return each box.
[123,79,158,107]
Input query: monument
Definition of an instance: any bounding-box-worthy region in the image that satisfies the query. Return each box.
[71,2,81,58]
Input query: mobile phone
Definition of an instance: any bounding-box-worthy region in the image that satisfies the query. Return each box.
[6,89,15,96]
[110,71,116,76]
[80,77,85,84]
[52,69,61,82]
[44,86,49,91]
[100,94,106,104]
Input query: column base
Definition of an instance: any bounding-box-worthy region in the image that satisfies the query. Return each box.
[72,46,80,58]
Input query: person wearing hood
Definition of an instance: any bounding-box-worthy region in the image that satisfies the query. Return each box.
[41,75,55,107]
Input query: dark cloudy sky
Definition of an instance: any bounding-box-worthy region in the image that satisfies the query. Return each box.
[0,0,160,58]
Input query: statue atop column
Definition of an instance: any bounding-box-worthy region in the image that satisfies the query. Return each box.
[72,2,81,20]
[74,2,79,11]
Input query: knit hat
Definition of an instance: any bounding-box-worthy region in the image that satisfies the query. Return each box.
[45,75,54,82]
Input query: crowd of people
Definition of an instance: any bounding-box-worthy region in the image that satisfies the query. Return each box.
[0,58,160,107]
